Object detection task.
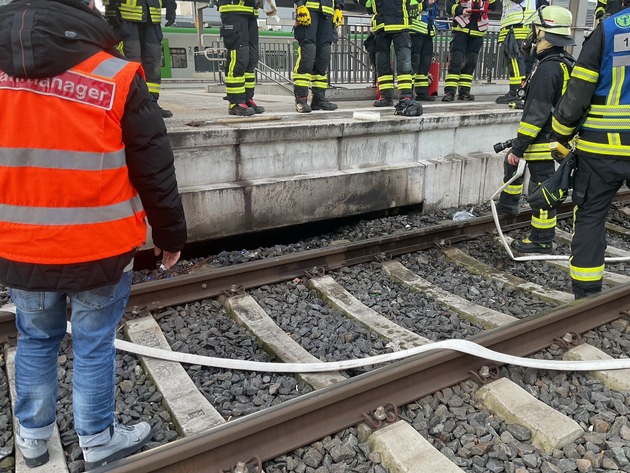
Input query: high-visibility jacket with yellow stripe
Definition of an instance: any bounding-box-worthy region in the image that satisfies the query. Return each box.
[409,0,436,36]
[511,49,574,161]
[295,0,337,16]
[219,0,260,16]
[119,0,167,23]
[553,12,630,159]
[499,0,536,42]
[361,0,411,33]
[0,51,147,266]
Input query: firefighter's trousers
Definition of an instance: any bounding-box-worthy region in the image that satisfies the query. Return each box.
[411,33,433,97]
[499,158,556,243]
[120,20,163,99]
[374,31,413,100]
[221,13,259,105]
[293,10,333,100]
[444,31,482,96]
[570,155,630,298]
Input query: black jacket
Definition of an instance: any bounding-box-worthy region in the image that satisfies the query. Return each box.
[512,47,574,158]
[0,0,187,291]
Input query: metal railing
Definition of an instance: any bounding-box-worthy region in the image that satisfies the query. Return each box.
[194,26,509,86]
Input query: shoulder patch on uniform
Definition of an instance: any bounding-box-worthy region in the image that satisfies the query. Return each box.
[614,13,630,29]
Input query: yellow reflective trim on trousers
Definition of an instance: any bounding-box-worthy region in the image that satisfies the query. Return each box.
[610,133,621,147]
[518,121,540,137]
[502,183,522,195]
[569,262,605,282]
[228,49,237,78]
[531,214,556,230]
[572,65,599,83]
[552,116,575,136]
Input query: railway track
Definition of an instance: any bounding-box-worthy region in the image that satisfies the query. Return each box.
[3,200,630,473]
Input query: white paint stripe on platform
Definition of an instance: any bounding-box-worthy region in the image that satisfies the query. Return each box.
[124,317,226,436]
[382,261,518,329]
[4,346,69,473]
[307,275,430,350]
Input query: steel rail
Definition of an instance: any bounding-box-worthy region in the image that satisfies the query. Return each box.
[2,212,534,342]
[126,211,541,312]
[98,284,630,473]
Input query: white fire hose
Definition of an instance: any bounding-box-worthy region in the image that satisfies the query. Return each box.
[0,304,629,372]
[489,157,630,263]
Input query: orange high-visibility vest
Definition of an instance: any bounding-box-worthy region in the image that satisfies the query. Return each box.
[0,51,147,265]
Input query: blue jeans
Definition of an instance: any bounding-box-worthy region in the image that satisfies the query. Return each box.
[11,271,132,442]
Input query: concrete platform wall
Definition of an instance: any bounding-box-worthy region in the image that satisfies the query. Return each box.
[168,108,520,243]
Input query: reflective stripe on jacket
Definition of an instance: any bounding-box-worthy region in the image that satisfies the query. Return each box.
[219,0,259,16]
[500,0,535,29]
[119,0,164,23]
[363,0,410,33]
[296,0,336,16]
[0,51,148,265]
[553,11,630,158]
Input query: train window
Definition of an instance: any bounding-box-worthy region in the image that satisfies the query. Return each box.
[170,48,188,69]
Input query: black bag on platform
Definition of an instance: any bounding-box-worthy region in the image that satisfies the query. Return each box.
[527,153,576,211]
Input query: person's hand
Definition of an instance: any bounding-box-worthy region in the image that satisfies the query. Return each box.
[507,151,521,166]
[296,5,311,26]
[463,8,472,16]
[165,5,176,27]
[154,247,181,270]
[333,8,343,28]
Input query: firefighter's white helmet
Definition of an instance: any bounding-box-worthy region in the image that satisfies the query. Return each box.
[525,6,575,47]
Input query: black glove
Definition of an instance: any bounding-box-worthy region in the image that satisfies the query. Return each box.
[165,5,176,27]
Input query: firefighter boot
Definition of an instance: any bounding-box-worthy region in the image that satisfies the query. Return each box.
[441,92,455,102]
[495,89,520,104]
[228,103,255,117]
[373,91,394,107]
[512,227,554,254]
[511,238,553,254]
[395,97,423,117]
[415,93,435,102]
[311,91,338,111]
[246,99,265,114]
[295,97,312,113]
[457,92,475,101]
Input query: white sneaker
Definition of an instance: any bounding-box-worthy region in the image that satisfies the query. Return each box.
[16,436,49,468]
[83,422,152,470]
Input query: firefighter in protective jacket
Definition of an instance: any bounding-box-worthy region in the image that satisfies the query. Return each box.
[495,0,538,105]
[497,5,575,255]
[106,0,177,118]
[552,1,630,298]
[293,0,344,113]
[442,0,497,102]
[595,0,624,25]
